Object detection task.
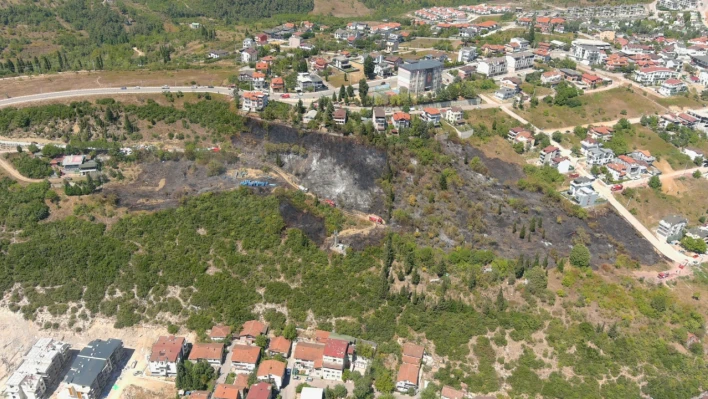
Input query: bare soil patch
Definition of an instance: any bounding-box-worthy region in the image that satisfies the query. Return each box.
[311,0,371,17]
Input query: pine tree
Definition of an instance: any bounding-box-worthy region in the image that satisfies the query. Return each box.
[496,288,507,311]
[519,225,526,239]
[530,217,536,232]
[439,173,447,190]
[412,269,420,285]
[513,221,517,234]
[339,85,346,100]
[497,203,502,215]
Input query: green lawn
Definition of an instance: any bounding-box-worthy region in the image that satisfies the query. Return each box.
[517,87,666,129]
[628,124,691,170]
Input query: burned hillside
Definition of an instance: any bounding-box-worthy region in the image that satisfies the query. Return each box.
[387,137,662,268]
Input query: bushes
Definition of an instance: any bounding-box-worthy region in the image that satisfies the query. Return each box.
[11,154,52,178]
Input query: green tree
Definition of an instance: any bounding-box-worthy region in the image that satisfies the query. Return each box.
[255,334,268,348]
[283,323,297,340]
[358,79,369,106]
[569,244,591,268]
[496,288,507,311]
[681,236,707,254]
[648,175,662,190]
[364,55,375,78]
[693,170,702,179]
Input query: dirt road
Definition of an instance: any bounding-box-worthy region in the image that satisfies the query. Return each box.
[0,152,44,183]
[621,167,708,189]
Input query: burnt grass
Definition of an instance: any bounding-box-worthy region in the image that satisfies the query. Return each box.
[279,199,326,246]
[388,138,662,268]
[236,119,388,215]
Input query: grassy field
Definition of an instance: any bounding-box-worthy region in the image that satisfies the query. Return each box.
[521,82,554,97]
[0,68,237,98]
[621,176,708,230]
[464,107,516,130]
[405,38,462,49]
[310,0,371,17]
[517,87,666,129]
[655,93,707,109]
[328,63,365,88]
[468,135,527,166]
[629,124,696,172]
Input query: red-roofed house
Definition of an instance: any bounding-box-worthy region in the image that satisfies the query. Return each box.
[267,336,292,357]
[541,70,562,85]
[191,391,211,399]
[588,126,614,141]
[231,345,261,373]
[422,108,441,126]
[214,384,242,399]
[189,343,224,366]
[391,112,411,129]
[606,163,627,181]
[474,20,498,31]
[149,336,188,376]
[256,62,269,72]
[322,339,349,380]
[242,91,269,112]
[210,325,232,341]
[441,386,465,399]
[539,146,560,165]
[581,73,604,88]
[270,77,284,92]
[246,383,272,399]
[396,363,420,392]
[402,343,425,365]
[658,78,687,96]
[239,321,268,343]
[257,360,286,389]
[294,342,325,372]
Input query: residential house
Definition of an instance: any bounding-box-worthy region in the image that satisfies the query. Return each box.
[62,155,85,174]
[588,126,614,141]
[533,48,551,63]
[257,360,286,389]
[571,43,607,65]
[477,57,507,77]
[657,215,688,242]
[239,321,268,344]
[396,363,420,393]
[214,384,242,399]
[445,107,463,125]
[255,62,269,73]
[480,44,505,56]
[581,73,604,88]
[384,56,403,68]
[515,131,535,151]
[270,77,284,92]
[457,65,477,80]
[210,325,232,342]
[251,72,266,89]
[60,339,123,399]
[242,91,269,112]
[256,34,268,46]
[333,109,348,126]
[559,68,583,82]
[6,339,71,399]
[231,345,261,374]
[441,386,466,399]
[605,53,629,71]
[509,37,530,51]
[188,343,224,367]
[422,108,442,126]
[457,47,477,63]
[616,155,642,178]
[190,391,212,399]
[586,147,615,165]
[550,157,571,173]
[149,336,188,377]
[303,110,318,124]
[289,36,301,48]
[683,147,704,161]
[402,343,425,365]
[507,126,530,141]
[541,70,562,85]
[243,38,255,49]
[322,339,349,381]
[633,66,679,85]
[629,150,655,164]
[539,146,560,165]
[505,51,534,72]
[658,78,687,96]
[575,186,599,207]
[398,60,444,94]
[606,162,628,180]
[332,56,351,70]
[373,107,387,131]
[296,73,325,92]
[208,50,230,59]
[242,48,258,63]
[239,70,254,83]
[495,87,517,100]
[246,383,273,399]
[301,387,324,399]
[293,342,325,372]
[474,20,499,32]
[580,136,601,155]
[569,177,594,195]
[391,112,411,129]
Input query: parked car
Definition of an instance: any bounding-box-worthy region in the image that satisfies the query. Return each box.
[120,87,127,90]
[610,184,624,192]
[280,93,291,98]
[569,173,580,178]
[162,85,169,89]
[306,377,313,382]
[294,376,300,380]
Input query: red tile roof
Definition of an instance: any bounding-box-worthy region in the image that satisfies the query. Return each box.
[590,126,613,135]
[542,145,559,153]
[441,386,465,399]
[323,339,349,358]
[234,374,249,391]
[315,330,330,344]
[475,20,498,28]
[214,384,241,399]
[189,343,224,361]
[268,336,292,355]
[210,325,232,339]
[663,78,683,85]
[150,336,185,362]
[231,345,261,364]
[402,343,425,359]
[294,342,325,365]
[397,363,420,384]
[639,66,674,73]
[423,108,440,115]
[246,383,272,399]
[257,359,286,378]
[240,320,267,337]
[191,391,211,399]
[393,112,411,121]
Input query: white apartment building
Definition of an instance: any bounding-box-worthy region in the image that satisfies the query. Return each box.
[242,91,269,112]
[6,338,71,399]
[477,57,507,77]
[397,60,443,95]
[633,67,679,86]
[505,51,535,72]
